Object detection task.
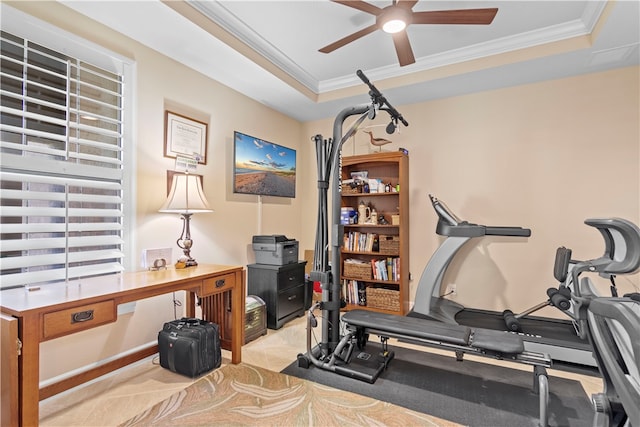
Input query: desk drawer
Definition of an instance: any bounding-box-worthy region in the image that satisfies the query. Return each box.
[42,300,116,341]
[202,273,236,296]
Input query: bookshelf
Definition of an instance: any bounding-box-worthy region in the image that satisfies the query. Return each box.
[340,151,409,315]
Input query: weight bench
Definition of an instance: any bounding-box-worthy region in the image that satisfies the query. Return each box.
[339,309,551,427]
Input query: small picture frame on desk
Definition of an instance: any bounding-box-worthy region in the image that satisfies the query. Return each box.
[164,111,208,164]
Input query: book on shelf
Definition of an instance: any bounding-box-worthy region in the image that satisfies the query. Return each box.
[342,279,367,306]
[343,232,378,252]
[370,257,400,281]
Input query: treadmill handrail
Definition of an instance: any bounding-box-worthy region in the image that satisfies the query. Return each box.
[430,194,531,238]
[486,226,532,237]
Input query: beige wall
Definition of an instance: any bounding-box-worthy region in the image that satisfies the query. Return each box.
[7,2,640,384]
[301,66,640,317]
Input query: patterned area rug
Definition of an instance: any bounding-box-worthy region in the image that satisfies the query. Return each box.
[121,363,456,426]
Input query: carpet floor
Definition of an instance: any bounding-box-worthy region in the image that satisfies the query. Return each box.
[120,362,455,426]
[282,343,595,427]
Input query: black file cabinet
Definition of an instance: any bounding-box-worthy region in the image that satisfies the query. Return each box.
[247,261,307,329]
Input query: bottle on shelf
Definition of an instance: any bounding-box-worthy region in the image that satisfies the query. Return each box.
[358,201,371,224]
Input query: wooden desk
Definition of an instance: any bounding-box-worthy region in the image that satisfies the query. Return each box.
[0,264,245,427]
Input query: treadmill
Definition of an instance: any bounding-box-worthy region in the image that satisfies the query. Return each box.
[410,195,596,367]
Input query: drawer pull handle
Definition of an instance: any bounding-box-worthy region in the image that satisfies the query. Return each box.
[215,279,225,288]
[71,310,94,323]
[288,295,297,301]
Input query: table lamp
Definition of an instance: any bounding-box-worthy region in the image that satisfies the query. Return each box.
[159,173,213,267]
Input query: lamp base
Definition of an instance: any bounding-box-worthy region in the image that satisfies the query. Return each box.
[184,259,198,267]
[175,213,199,268]
[175,257,198,269]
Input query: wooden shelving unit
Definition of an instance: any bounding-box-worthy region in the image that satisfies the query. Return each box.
[340,151,409,315]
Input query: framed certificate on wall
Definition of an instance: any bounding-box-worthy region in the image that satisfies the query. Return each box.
[164,111,208,164]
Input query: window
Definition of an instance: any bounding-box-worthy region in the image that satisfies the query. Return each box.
[0,7,134,290]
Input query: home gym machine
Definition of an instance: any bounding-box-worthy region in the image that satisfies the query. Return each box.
[303,69,408,368]
[410,194,596,367]
[298,69,640,427]
[298,71,552,426]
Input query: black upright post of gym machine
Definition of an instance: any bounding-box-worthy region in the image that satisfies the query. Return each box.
[309,70,408,357]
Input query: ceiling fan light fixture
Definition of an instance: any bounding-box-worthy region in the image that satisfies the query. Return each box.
[378,6,412,34]
[382,19,406,33]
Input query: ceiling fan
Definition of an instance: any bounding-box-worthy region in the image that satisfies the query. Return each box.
[319,0,498,67]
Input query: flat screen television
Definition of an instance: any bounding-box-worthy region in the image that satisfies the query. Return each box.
[233,131,296,198]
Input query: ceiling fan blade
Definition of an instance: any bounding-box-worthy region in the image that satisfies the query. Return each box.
[332,0,383,16]
[396,0,419,10]
[412,8,498,25]
[391,30,415,66]
[319,24,378,53]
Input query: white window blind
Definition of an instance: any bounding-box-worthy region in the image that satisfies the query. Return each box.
[0,29,126,290]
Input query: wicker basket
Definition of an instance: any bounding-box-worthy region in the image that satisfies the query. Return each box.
[379,235,400,254]
[343,261,372,280]
[342,184,362,194]
[366,287,400,311]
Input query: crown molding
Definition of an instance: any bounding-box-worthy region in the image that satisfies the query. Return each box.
[189,1,320,93]
[187,1,607,96]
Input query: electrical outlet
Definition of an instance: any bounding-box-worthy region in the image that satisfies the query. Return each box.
[445,283,457,296]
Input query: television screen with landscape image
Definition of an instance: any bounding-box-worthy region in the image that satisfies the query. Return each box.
[233,131,296,198]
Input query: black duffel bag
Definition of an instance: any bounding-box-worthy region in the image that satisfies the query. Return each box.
[158,317,221,378]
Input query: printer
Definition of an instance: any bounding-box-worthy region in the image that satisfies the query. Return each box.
[252,235,299,265]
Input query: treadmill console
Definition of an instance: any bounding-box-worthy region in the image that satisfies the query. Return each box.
[429,194,461,226]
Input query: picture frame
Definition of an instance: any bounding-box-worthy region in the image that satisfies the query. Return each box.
[164,111,208,164]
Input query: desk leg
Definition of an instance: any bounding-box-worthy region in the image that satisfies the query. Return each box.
[19,313,40,426]
[231,270,245,364]
[185,291,195,318]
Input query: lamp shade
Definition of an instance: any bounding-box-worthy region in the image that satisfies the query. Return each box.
[159,173,213,214]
